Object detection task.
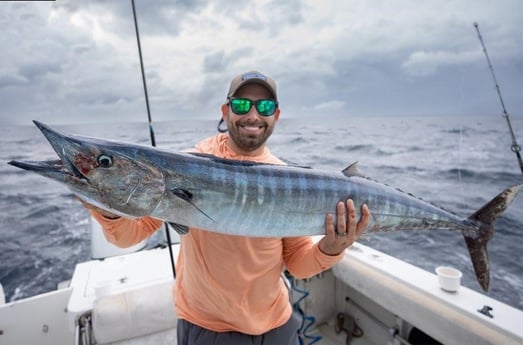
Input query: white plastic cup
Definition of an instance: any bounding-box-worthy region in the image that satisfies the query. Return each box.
[435,266,462,292]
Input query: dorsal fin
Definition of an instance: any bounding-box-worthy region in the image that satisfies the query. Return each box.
[342,161,362,177]
[187,152,311,169]
[188,152,272,167]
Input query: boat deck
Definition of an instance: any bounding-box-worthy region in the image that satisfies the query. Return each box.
[2,240,523,345]
[318,322,371,345]
[105,317,372,345]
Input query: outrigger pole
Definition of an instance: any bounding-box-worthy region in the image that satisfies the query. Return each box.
[131,0,177,279]
[474,22,523,175]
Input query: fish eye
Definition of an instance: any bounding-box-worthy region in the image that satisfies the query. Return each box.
[97,154,113,168]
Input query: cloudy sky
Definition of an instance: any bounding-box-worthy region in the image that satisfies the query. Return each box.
[1,0,522,125]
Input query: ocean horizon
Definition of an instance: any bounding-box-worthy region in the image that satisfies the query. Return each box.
[1,114,522,310]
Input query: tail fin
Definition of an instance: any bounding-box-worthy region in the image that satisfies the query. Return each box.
[464,184,521,291]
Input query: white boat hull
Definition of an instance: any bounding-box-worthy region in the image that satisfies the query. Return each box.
[1,238,522,345]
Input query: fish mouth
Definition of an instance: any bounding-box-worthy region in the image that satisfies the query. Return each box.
[8,121,89,184]
[8,158,88,182]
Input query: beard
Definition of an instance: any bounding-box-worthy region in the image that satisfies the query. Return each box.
[227,118,275,152]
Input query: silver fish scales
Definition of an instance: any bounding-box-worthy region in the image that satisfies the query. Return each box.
[8,121,522,291]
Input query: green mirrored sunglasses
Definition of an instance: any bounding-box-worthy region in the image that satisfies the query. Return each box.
[228,98,278,117]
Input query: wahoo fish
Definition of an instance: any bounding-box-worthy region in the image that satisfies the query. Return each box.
[8,121,521,291]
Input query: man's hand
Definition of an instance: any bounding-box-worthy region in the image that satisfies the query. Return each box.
[77,198,121,219]
[318,199,370,256]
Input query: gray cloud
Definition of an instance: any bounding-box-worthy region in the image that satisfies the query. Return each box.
[0,0,521,125]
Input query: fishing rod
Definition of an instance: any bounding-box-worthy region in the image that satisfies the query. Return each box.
[131,0,156,148]
[131,0,177,279]
[473,22,523,176]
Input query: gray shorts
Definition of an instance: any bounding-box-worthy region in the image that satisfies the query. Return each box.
[176,313,300,345]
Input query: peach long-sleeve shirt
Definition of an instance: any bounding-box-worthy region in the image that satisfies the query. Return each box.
[90,133,344,335]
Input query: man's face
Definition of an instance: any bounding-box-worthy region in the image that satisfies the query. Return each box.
[222,83,280,154]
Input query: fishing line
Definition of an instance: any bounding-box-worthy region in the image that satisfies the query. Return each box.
[455,66,467,199]
[458,122,463,196]
[131,0,176,279]
[458,64,471,199]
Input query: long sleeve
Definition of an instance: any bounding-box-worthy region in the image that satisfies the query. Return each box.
[86,133,345,335]
[90,210,163,248]
[282,237,344,279]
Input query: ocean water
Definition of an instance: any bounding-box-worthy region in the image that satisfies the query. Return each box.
[0,115,522,310]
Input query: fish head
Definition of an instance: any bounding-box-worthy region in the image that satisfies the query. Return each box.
[9,121,166,217]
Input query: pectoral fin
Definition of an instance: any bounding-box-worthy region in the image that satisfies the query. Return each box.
[168,222,189,235]
[171,188,216,223]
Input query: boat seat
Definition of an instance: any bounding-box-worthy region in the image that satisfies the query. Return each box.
[91,279,177,344]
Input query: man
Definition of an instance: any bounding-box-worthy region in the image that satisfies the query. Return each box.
[85,71,370,344]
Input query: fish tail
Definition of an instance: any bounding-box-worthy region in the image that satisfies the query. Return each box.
[463,184,522,291]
